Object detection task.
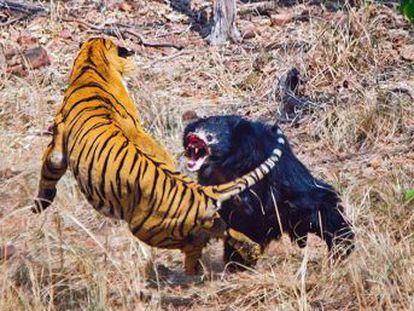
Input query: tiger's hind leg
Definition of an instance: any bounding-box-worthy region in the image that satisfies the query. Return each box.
[34,122,67,213]
[224,228,262,268]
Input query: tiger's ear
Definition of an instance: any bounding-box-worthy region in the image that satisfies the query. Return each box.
[118,46,134,58]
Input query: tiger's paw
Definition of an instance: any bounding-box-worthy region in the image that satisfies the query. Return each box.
[226,229,262,265]
[236,243,261,264]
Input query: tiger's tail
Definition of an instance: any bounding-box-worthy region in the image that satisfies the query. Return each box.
[207,129,285,202]
[34,122,67,213]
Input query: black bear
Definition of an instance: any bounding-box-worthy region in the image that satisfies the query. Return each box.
[183,115,354,269]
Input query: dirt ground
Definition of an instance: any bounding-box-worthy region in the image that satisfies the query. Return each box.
[0,1,413,310]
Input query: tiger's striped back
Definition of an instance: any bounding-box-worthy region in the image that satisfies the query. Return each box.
[34,37,284,272]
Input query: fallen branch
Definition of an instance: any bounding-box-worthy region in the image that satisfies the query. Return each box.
[63,19,184,50]
[122,27,184,50]
[0,13,25,26]
[31,130,53,137]
[139,290,196,308]
[380,81,414,99]
[238,1,277,16]
[0,0,47,15]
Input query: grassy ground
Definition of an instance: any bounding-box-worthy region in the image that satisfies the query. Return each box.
[0,1,413,310]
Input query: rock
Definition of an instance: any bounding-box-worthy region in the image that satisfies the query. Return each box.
[242,25,259,39]
[5,46,50,76]
[23,46,51,70]
[271,12,294,26]
[118,1,132,12]
[0,244,16,261]
[0,168,20,179]
[370,158,382,169]
[6,64,28,76]
[17,34,38,47]
[3,46,19,59]
[400,44,414,62]
[59,29,72,39]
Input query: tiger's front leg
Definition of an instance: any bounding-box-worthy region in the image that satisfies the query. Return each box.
[224,228,262,267]
[34,122,67,213]
[182,245,204,275]
[200,215,262,269]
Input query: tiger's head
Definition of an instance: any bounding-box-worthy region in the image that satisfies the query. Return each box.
[74,37,136,78]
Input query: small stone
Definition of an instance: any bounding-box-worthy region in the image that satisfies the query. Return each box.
[59,29,72,39]
[17,34,38,46]
[0,168,20,179]
[400,44,414,62]
[23,46,51,69]
[1,168,14,179]
[271,13,294,26]
[370,158,382,169]
[0,244,16,261]
[242,25,258,39]
[118,2,132,12]
[3,46,19,59]
[6,64,28,76]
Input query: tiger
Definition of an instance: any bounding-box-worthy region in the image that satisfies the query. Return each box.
[34,37,286,274]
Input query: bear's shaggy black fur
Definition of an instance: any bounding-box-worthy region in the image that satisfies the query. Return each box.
[183,115,354,268]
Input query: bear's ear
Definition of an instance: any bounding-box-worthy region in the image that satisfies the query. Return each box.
[224,119,263,170]
[231,119,256,147]
[232,120,262,156]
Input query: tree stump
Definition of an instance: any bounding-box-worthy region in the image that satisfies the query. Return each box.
[207,0,241,45]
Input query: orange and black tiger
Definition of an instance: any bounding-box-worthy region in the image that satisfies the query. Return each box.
[34,37,286,274]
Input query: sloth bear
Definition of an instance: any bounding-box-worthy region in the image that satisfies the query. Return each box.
[183,115,354,269]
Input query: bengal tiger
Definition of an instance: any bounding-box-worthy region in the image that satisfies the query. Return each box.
[34,37,286,274]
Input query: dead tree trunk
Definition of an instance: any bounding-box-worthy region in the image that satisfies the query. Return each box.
[207,0,241,45]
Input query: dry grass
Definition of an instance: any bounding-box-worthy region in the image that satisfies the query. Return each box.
[0,1,413,310]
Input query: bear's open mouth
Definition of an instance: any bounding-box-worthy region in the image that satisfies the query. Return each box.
[185,134,210,172]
